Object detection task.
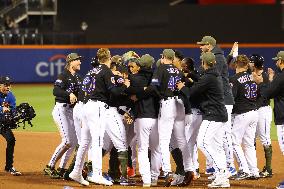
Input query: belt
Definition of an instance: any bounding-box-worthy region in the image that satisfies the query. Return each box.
[56,102,74,108]
[90,99,109,109]
[162,96,178,101]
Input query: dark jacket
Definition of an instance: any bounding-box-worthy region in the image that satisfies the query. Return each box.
[264,69,284,125]
[180,66,228,122]
[212,46,235,105]
[127,68,159,119]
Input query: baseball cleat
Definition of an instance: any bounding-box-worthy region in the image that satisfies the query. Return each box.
[276,180,284,189]
[193,168,201,180]
[230,170,250,180]
[170,174,184,186]
[143,183,151,187]
[127,167,136,178]
[43,165,60,179]
[151,178,158,186]
[228,166,237,176]
[103,172,114,182]
[69,171,89,186]
[6,167,21,176]
[164,172,174,187]
[259,166,273,178]
[87,175,113,186]
[206,167,215,175]
[247,173,260,180]
[178,171,194,187]
[208,177,230,188]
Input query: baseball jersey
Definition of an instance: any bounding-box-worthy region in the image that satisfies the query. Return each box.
[53,69,81,104]
[82,64,127,103]
[256,72,270,108]
[230,71,258,114]
[151,64,184,98]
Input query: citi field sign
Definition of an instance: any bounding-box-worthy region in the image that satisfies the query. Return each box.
[35,54,67,77]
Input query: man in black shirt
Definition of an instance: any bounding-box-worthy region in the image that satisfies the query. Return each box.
[255,51,284,157]
[230,55,259,180]
[248,54,273,178]
[44,53,82,179]
[69,48,129,186]
[178,52,229,188]
[151,49,189,186]
[197,36,235,175]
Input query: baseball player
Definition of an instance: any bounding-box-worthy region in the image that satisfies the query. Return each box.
[69,48,129,186]
[230,55,259,180]
[44,53,82,179]
[248,54,273,178]
[150,49,192,187]
[103,63,134,185]
[126,54,162,187]
[197,36,235,175]
[0,76,21,176]
[177,52,230,188]
[181,57,202,180]
[258,51,284,157]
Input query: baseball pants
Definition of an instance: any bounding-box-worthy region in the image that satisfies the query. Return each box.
[71,100,107,177]
[158,98,188,173]
[105,107,128,152]
[256,106,272,146]
[232,110,259,175]
[49,103,77,169]
[184,109,202,172]
[135,118,161,184]
[197,120,227,172]
[276,124,284,155]
[223,105,235,168]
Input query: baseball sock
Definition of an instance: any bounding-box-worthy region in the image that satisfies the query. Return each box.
[108,147,120,180]
[264,145,272,170]
[171,148,185,176]
[118,151,128,178]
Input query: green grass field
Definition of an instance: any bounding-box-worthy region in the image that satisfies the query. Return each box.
[12,84,58,132]
[11,84,278,140]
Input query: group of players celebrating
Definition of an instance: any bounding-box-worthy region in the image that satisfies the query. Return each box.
[43,35,284,188]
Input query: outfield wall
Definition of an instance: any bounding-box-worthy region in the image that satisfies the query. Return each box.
[0,44,284,83]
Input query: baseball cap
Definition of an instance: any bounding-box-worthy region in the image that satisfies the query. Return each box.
[201,52,216,65]
[139,54,155,68]
[197,36,216,46]
[66,53,82,63]
[272,51,284,61]
[0,76,11,85]
[156,59,161,68]
[161,49,175,60]
[111,55,123,65]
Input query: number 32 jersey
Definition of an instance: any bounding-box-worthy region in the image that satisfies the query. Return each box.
[230,71,258,114]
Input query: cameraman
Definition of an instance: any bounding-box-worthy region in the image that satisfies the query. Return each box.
[0,76,21,176]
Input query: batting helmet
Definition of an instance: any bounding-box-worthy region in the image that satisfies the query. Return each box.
[249,54,264,69]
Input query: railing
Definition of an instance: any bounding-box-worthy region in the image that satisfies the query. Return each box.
[0,29,86,45]
[0,0,26,16]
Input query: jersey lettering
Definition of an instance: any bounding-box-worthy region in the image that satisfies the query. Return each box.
[82,76,96,94]
[167,68,180,74]
[244,83,258,100]
[237,74,253,84]
[167,76,181,91]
